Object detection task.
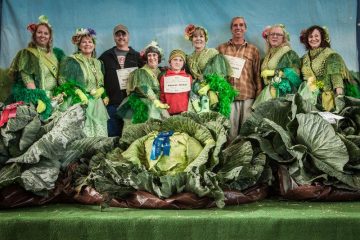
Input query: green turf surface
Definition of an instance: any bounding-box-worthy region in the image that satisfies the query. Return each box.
[1,200,359,240]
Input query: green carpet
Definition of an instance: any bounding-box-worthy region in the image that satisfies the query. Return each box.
[0,200,359,240]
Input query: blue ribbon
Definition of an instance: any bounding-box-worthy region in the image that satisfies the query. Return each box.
[150,130,174,160]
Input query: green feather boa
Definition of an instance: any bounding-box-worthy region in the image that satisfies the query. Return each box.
[53,79,89,105]
[12,82,52,119]
[117,94,149,124]
[272,68,301,97]
[127,94,149,124]
[205,74,238,118]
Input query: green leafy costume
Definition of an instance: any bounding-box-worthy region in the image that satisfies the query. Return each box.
[298,47,357,111]
[8,47,65,119]
[187,48,237,117]
[58,53,109,137]
[253,45,301,109]
[117,64,169,124]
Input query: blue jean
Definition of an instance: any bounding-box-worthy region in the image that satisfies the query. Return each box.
[106,104,123,137]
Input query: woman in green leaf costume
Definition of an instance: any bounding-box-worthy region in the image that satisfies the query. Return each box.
[253,24,301,109]
[298,25,358,111]
[57,28,109,137]
[8,15,65,120]
[117,41,170,125]
[184,24,237,118]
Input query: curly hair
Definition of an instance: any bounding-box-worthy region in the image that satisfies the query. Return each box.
[299,25,330,50]
[28,23,53,52]
[143,46,162,64]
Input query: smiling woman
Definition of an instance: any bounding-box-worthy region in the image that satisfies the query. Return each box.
[117,41,170,125]
[7,15,65,120]
[185,24,237,118]
[252,24,301,109]
[57,27,109,137]
[298,25,359,111]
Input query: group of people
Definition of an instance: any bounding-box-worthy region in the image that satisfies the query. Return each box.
[3,15,357,141]
[0,14,359,209]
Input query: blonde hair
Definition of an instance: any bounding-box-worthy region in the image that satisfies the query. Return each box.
[265,25,290,52]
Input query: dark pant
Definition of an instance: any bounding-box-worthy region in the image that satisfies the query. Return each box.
[106,104,123,137]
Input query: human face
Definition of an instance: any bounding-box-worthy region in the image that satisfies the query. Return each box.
[79,36,95,57]
[231,18,247,39]
[169,56,184,72]
[147,52,159,69]
[308,29,322,49]
[114,31,129,49]
[35,25,51,47]
[192,29,206,52]
[268,27,285,48]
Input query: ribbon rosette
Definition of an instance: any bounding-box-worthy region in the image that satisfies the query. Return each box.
[150,130,174,160]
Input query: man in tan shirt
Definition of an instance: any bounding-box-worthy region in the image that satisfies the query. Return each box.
[217,16,262,140]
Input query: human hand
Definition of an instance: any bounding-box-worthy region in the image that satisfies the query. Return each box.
[198,84,210,95]
[52,93,64,103]
[103,97,109,106]
[75,89,89,105]
[260,69,275,79]
[335,87,344,96]
[307,76,318,92]
[91,87,105,99]
[36,99,46,113]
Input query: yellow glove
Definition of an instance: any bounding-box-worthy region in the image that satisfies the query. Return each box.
[153,99,170,109]
[307,76,318,92]
[103,97,109,106]
[191,99,201,112]
[198,84,210,96]
[260,69,275,79]
[91,87,105,99]
[75,89,88,105]
[278,70,284,78]
[36,99,46,113]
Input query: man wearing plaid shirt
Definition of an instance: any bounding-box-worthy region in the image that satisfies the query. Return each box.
[217,16,262,140]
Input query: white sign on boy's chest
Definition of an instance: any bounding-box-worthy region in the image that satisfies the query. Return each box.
[164,75,191,93]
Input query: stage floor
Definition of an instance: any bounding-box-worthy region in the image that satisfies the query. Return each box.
[1,200,359,240]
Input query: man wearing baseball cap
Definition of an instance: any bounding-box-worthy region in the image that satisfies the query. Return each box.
[99,24,144,137]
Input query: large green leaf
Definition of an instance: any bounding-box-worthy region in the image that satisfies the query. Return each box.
[8,105,85,164]
[262,118,307,162]
[240,98,292,136]
[290,93,318,120]
[296,113,349,172]
[0,163,21,188]
[21,157,61,195]
[182,112,230,170]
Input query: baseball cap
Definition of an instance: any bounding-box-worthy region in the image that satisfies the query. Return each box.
[113,24,129,35]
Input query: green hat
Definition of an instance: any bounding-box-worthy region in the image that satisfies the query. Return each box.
[169,49,186,62]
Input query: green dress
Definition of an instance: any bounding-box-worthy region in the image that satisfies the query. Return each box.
[58,53,109,137]
[117,64,169,124]
[187,48,236,117]
[253,45,301,109]
[298,47,351,111]
[8,47,64,119]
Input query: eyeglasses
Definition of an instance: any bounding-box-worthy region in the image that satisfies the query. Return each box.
[269,33,284,37]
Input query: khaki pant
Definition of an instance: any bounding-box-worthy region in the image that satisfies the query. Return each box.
[229,99,254,141]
